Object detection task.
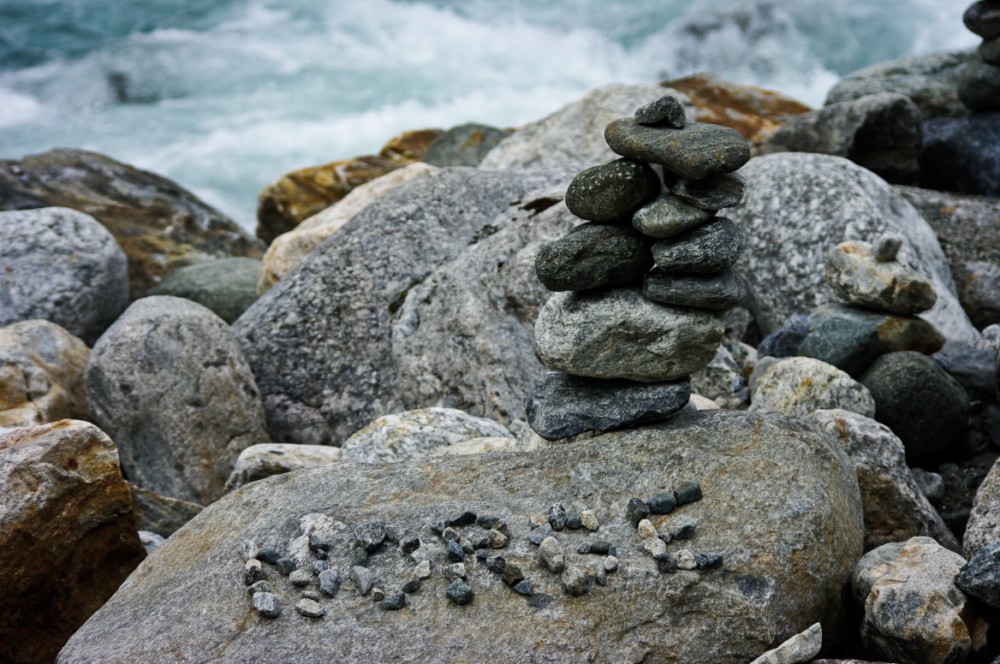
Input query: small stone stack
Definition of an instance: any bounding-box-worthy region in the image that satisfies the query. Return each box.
[528,94,751,440]
[960,2,1000,110]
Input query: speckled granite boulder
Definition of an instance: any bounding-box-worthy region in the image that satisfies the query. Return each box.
[750,357,875,418]
[56,411,863,664]
[0,320,90,427]
[965,456,1000,558]
[0,207,128,344]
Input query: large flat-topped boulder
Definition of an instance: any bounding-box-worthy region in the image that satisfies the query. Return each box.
[58,411,863,664]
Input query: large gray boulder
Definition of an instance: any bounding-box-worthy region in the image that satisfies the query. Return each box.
[233,168,563,446]
[727,153,978,345]
[86,296,269,504]
[824,50,977,120]
[57,411,864,664]
[0,207,128,344]
[480,83,690,171]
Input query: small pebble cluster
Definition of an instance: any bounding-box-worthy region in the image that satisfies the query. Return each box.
[524,503,618,598]
[624,481,723,574]
[527,94,752,440]
[960,2,1000,110]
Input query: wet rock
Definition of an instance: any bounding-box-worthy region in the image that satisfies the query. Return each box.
[225,443,342,492]
[527,372,690,440]
[604,119,751,180]
[763,93,923,184]
[534,222,653,291]
[824,240,937,315]
[564,159,660,223]
[632,194,712,239]
[959,61,1000,111]
[651,217,744,274]
[727,153,976,345]
[424,123,511,167]
[860,352,970,467]
[339,407,512,464]
[0,148,263,298]
[0,207,128,345]
[86,296,269,504]
[534,288,723,382]
[853,537,987,664]
[811,409,959,552]
[0,320,90,428]
[149,257,261,324]
[750,357,876,418]
[0,421,145,664]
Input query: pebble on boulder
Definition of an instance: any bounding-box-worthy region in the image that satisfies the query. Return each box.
[604,119,751,180]
[295,598,326,619]
[252,592,281,618]
[445,579,475,606]
[635,94,687,128]
[824,239,937,315]
[539,536,566,573]
[562,566,595,597]
[564,158,661,223]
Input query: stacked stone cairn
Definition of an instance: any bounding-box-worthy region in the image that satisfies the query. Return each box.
[961,1,1000,110]
[527,94,752,440]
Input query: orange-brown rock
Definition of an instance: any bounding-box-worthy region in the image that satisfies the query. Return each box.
[0,149,264,299]
[663,73,811,150]
[256,155,402,244]
[0,420,145,664]
[379,128,443,164]
[0,319,91,428]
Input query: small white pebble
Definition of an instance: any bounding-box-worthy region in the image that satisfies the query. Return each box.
[642,537,667,558]
[289,569,311,587]
[529,513,548,528]
[604,556,619,572]
[675,549,697,570]
[580,510,600,531]
[637,519,657,539]
[444,562,467,581]
[415,559,432,579]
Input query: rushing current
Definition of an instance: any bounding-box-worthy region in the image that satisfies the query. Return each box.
[0,0,976,228]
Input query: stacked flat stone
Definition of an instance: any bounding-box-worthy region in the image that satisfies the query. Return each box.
[960,2,1000,110]
[528,94,751,440]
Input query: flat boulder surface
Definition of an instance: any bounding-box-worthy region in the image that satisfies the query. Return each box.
[234,168,560,445]
[727,153,977,345]
[57,411,863,664]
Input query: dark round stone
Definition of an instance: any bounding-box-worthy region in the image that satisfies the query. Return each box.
[648,493,677,515]
[604,119,750,180]
[257,548,282,565]
[399,535,420,554]
[650,217,745,274]
[352,547,368,567]
[656,553,678,574]
[446,540,465,562]
[402,578,422,594]
[965,1,1000,39]
[476,515,502,530]
[500,562,525,587]
[535,222,653,292]
[446,579,475,605]
[674,481,703,506]
[589,540,612,555]
[382,592,406,610]
[565,159,661,223]
[566,513,582,530]
[860,351,971,467]
[446,511,477,528]
[354,521,386,553]
[626,498,650,526]
[796,314,880,377]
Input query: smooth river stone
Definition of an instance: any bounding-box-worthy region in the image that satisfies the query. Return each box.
[632,194,712,239]
[526,372,691,440]
[534,288,724,382]
[671,172,747,211]
[564,158,661,223]
[651,217,745,274]
[965,1,1000,39]
[604,118,751,180]
[643,269,748,310]
[535,223,653,291]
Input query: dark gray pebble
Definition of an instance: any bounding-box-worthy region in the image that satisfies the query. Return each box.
[477,515,502,529]
[632,194,712,239]
[955,541,1000,609]
[528,593,556,609]
[276,557,296,576]
[566,513,582,530]
[352,547,368,567]
[252,591,281,618]
[486,556,506,574]
[651,217,744,274]
[501,562,525,587]
[577,543,592,554]
[590,540,612,555]
[626,498,650,526]
[402,578,422,593]
[302,590,320,601]
[257,548,282,565]
[648,493,677,515]
[643,269,748,310]
[548,503,567,531]
[312,560,331,575]
[675,481,703,505]
[460,539,474,554]
[475,549,491,562]
[382,592,406,610]
[966,1,1000,39]
[535,222,653,292]
[318,569,341,597]
[248,580,271,595]
[671,172,746,211]
[565,158,661,223]
[354,520,386,553]
[447,511,477,528]
[308,533,331,559]
[446,579,475,605]
[635,94,686,128]
[513,579,535,596]
[605,118,750,180]
[400,534,421,554]
[656,553,678,573]
[430,519,447,535]
[473,535,490,550]
[698,552,723,570]
[446,540,465,562]
[384,525,402,543]
[528,523,553,545]
[244,559,265,585]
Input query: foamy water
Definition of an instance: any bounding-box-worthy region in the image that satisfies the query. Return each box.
[0,0,977,228]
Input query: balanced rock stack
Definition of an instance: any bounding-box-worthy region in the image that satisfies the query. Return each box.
[960,1,1000,110]
[527,94,751,440]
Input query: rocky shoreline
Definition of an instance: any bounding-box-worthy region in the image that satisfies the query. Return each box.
[2,14,1000,664]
